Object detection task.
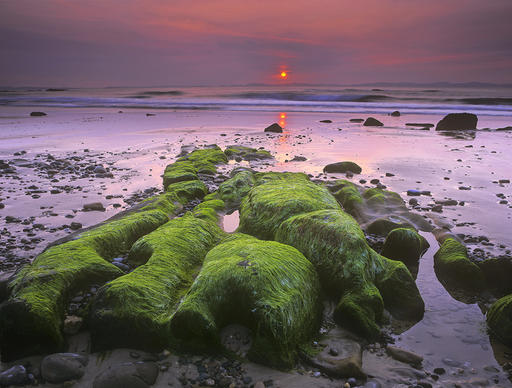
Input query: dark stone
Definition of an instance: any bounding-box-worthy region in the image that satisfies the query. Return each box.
[349,118,364,123]
[0,365,28,386]
[264,123,283,133]
[363,117,384,127]
[407,189,421,196]
[83,202,105,211]
[323,161,362,174]
[390,111,400,117]
[433,367,446,375]
[70,222,82,230]
[41,353,88,383]
[320,120,333,123]
[93,362,158,388]
[30,112,47,117]
[435,113,478,131]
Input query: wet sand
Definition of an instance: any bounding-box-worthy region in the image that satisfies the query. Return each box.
[1,106,512,386]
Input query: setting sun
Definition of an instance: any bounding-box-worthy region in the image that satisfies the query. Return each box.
[280,71,287,79]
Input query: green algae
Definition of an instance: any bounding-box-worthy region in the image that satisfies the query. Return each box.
[90,215,224,350]
[192,199,226,223]
[141,180,207,215]
[331,180,364,216]
[224,145,273,161]
[217,171,255,209]
[239,175,341,240]
[0,210,168,361]
[487,294,512,346]
[170,234,321,368]
[433,238,486,292]
[381,228,429,264]
[163,161,198,189]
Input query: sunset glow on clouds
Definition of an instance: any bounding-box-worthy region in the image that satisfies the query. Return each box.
[1,0,511,86]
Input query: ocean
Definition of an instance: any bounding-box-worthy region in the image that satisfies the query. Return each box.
[1,85,512,117]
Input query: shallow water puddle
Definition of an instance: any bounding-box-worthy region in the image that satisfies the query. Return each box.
[394,232,507,380]
[221,210,239,233]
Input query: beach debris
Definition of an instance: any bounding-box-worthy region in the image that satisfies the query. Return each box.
[363,117,384,127]
[264,122,283,133]
[30,111,47,116]
[323,161,362,174]
[435,112,478,131]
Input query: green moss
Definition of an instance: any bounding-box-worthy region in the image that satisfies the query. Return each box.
[142,180,207,215]
[331,180,364,216]
[433,238,486,292]
[163,161,198,189]
[170,234,321,368]
[487,294,512,346]
[217,171,255,209]
[224,145,273,161]
[381,228,429,264]
[375,252,425,321]
[0,210,168,361]
[90,215,224,350]
[239,175,341,240]
[365,217,414,237]
[192,199,226,223]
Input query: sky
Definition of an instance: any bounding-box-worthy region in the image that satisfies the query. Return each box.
[1,0,512,87]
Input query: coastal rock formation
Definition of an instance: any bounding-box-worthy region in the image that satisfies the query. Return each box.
[433,238,486,292]
[435,113,478,131]
[264,123,283,133]
[170,234,321,368]
[381,228,429,265]
[238,174,424,339]
[224,145,273,161]
[323,161,362,174]
[363,117,384,127]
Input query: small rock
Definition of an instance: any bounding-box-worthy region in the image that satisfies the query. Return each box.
[0,365,28,386]
[407,189,421,196]
[390,111,400,117]
[63,315,83,335]
[323,161,362,174]
[349,118,364,123]
[70,222,82,230]
[264,123,283,133]
[30,111,47,117]
[436,113,478,131]
[386,345,423,366]
[320,120,333,123]
[433,367,446,375]
[94,165,107,174]
[254,382,265,388]
[363,117,384,127]
[83,202,105,211]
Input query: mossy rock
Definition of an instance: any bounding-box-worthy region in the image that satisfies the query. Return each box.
[217,171,255,209]
[90,215,224,351]
[331,180,364,216]
[224,145,273,161]
[323,161,362,174]
[163,146,227,189]
[433,238,485,292]
[142,180,207,214]
[239,174,341,240]
[0,210,168,361]
[170,234,321,368]
[192,199,226,223]
[478,257,512,295]
[275,209,423,339]
[487,294,512,346]
[365,217,414,237]
[163,161,198,189]
[381,228,429,264]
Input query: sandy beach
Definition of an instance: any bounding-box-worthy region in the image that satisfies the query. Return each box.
[1,102,512,387]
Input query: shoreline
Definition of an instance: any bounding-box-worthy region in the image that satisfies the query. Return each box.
[1,107,512,387]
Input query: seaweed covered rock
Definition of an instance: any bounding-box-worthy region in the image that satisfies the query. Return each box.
[433,238,485,293]
[487,294,512,346]
[216,171,255,209]
[275,209,424,338]
[381,228,429,264]
[323,161,362,175]
[478,256,512,295]
[239,173,340,240]
[90,215,224,350]
[163,145,227,189]
[170,234,321,368]
[224,145,273,161]
[0,210,168,361]
[435,113,478,131]
[141,180,207,215]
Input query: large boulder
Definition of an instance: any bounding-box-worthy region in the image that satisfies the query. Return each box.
[41,353,88,383]
[93,361,158,388]
[435,113,478,131]
[323,161,362,174]
[264,123,283,133]
[363,117,384,127]
[170,234,321,368]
